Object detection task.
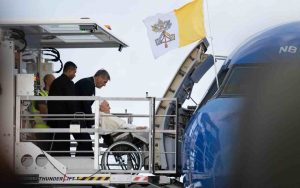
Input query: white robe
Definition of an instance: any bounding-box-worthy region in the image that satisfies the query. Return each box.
[99,112,135,130]
[99,112,148,144]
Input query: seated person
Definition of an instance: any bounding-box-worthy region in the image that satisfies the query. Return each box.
[99,100,148,146]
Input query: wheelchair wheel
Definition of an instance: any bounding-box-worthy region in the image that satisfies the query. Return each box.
[102,141,143,172]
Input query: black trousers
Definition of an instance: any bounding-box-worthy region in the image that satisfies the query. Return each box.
[72,133,93,156]
[72,120,93,156]
[48,120,71,156]
[35,133,52,151]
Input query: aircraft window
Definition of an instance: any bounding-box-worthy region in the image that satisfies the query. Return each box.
[221,66,258,96]
[197,67,228,109]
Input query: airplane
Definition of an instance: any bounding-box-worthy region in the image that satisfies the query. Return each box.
[1,18,299,188]
[181,21,300,187]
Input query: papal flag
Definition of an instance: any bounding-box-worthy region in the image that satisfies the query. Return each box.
[143,0,206,59]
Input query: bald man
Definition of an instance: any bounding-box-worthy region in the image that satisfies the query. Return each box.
[36,74,55,114]
[32,74,55,150]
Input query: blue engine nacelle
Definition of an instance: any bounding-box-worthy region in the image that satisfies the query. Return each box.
[182,21,300,187]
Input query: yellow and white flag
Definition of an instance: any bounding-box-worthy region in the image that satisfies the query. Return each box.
[143,0,206,59]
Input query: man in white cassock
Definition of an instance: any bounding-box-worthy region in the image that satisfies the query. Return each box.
[99,100,148,146]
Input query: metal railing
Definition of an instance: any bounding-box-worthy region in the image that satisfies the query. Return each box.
[16,95,178,174]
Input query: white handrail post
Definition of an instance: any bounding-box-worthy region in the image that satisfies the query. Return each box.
[148,97,155,173]
[94,98,100,170]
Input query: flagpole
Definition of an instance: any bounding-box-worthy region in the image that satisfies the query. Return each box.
[204,0,220,89]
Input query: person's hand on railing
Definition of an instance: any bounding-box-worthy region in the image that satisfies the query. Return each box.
[136,126,147,130]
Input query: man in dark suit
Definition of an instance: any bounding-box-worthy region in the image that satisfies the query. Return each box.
[74,69,110,156]
[47,61,77,156]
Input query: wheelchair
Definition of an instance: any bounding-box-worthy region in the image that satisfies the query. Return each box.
[100,131,149,172]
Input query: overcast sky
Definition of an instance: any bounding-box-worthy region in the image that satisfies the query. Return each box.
[1,0,300,123]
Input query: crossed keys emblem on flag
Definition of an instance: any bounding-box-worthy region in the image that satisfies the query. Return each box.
[151,19,175,48]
